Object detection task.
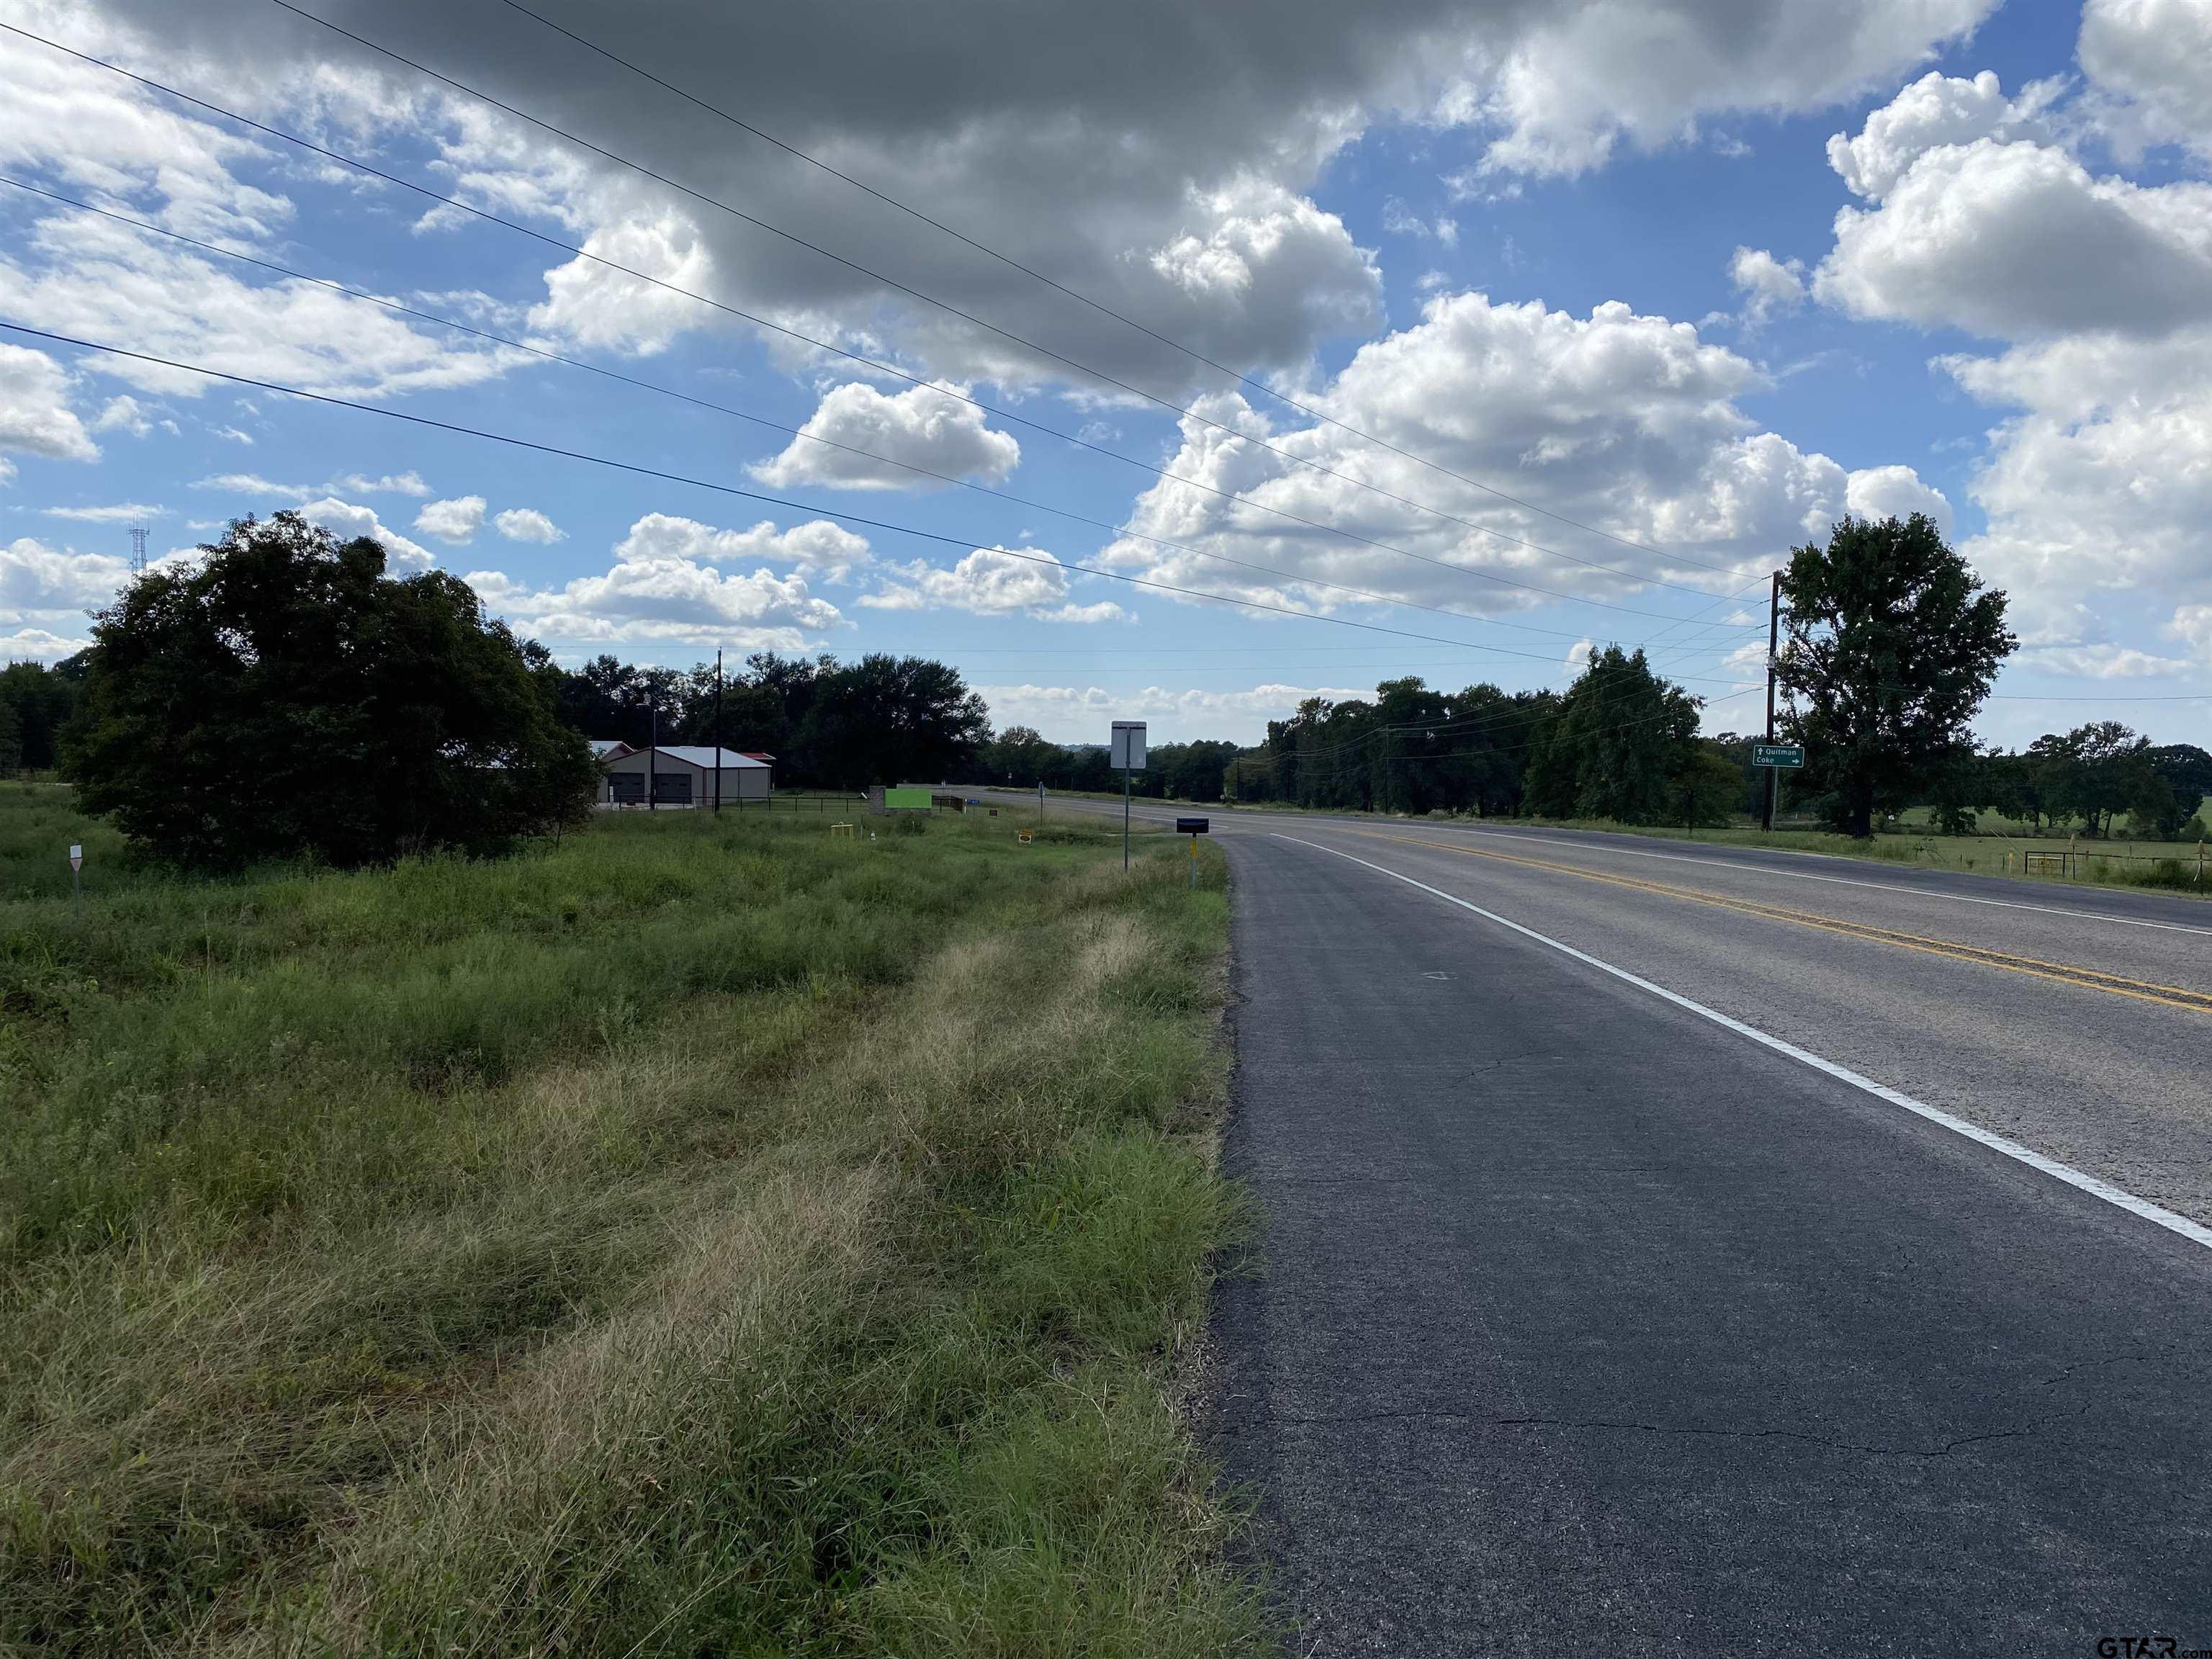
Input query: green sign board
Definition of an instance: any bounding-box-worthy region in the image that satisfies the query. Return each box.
[884,786,933,809]
[1753,744,1805,768]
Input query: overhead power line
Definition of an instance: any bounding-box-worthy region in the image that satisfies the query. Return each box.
[263,0,1750,598]
[478,0,1733,576]
[0,175,1746,660]
[1,17,1761,636]
[0,319,1778,685]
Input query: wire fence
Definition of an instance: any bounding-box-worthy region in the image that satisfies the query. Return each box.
[1763,821,2209,889]
[599,792,865,812]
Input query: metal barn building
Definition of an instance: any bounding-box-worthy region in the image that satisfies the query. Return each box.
[597,745,772,806]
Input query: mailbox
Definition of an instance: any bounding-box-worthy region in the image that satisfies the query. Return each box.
[1176,817,1210,835]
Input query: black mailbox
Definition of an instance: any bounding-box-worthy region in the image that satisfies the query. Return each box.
[1176,817,1210,835]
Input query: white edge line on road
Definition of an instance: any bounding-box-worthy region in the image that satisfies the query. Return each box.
[1449,825,2212,938]
[1274,832,2212,1255]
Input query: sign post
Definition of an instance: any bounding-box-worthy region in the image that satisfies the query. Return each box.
[1038,778,1046,827]
[1110,721,1146,871]
[68,842,82,914]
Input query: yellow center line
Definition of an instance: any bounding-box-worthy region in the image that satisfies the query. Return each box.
[1336,827,2212,1018]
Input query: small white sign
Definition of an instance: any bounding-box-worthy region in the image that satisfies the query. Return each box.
[1110,720,1147,770]
[68,843,82,871]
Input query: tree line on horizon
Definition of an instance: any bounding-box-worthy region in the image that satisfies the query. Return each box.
[12,508,2205,871]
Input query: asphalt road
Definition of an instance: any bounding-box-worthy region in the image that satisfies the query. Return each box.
[1004,794,2212,1653]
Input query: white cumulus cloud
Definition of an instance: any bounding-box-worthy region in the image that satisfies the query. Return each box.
[493,506,567,544]
[40,502,164,524]
[331,471,432,497]
[1094,291,1911,627]
[1800,58,2212,680]
[1812,69,2211,342]
[1729,246,1807,327]
[750,382,1020,492]
[468,554,842,652]
[2080,0,2212,161]
[0,534,130,616]
[1844,464,1954,536]
[863,547,1127,623]
[413,495,487,545]
[0,342,99,472]
[611,513,870,581]
[296,497,436,569]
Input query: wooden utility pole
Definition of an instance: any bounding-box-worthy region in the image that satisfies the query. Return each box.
[714,648,724,815]
[1762,569,1782,833]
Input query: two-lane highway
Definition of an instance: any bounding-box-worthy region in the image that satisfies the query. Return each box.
[1011,794,2212,1653]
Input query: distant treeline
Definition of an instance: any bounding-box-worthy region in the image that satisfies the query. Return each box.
[544,651,988,790]
[1226,647,1750,829]
[19,637,2203,837]
[0,657,84,771]
[1931,724,2211,840]
[23,510,2202,856]
[967,647,2208,841]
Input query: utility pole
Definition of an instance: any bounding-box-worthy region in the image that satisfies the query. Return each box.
[648,699,657,812]
[1762,568,1782,834]
[713,648,724,815]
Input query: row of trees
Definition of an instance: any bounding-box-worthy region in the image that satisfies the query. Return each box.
[1231,651,1747,829]
[546,650,988,791]
[1936,726,2211,840]
[37,508,2205,869]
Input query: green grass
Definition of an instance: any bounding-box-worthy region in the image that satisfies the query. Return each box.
[0,792,1265,1655]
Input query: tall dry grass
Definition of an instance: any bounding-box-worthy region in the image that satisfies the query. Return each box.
[0,800,1264,1656]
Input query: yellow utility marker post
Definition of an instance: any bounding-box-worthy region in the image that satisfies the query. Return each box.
[1178,817,1209,889]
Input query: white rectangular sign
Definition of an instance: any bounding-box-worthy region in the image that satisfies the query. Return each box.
[68,843,82,871]
[1110,721,1146,770]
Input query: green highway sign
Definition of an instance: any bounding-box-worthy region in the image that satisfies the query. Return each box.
[1753,744,1805,768]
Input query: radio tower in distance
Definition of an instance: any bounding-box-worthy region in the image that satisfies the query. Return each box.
[130,524,148,580]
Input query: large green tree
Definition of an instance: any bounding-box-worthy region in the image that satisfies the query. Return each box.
[791,653,990,788]
[1776,513,2014,838]
[1524,646,1701,824]
[66,512,594,868]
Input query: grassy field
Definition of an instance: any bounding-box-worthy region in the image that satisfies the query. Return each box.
[0,792,1264,1655]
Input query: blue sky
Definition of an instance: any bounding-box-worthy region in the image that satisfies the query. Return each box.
[2,0,2208,747]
